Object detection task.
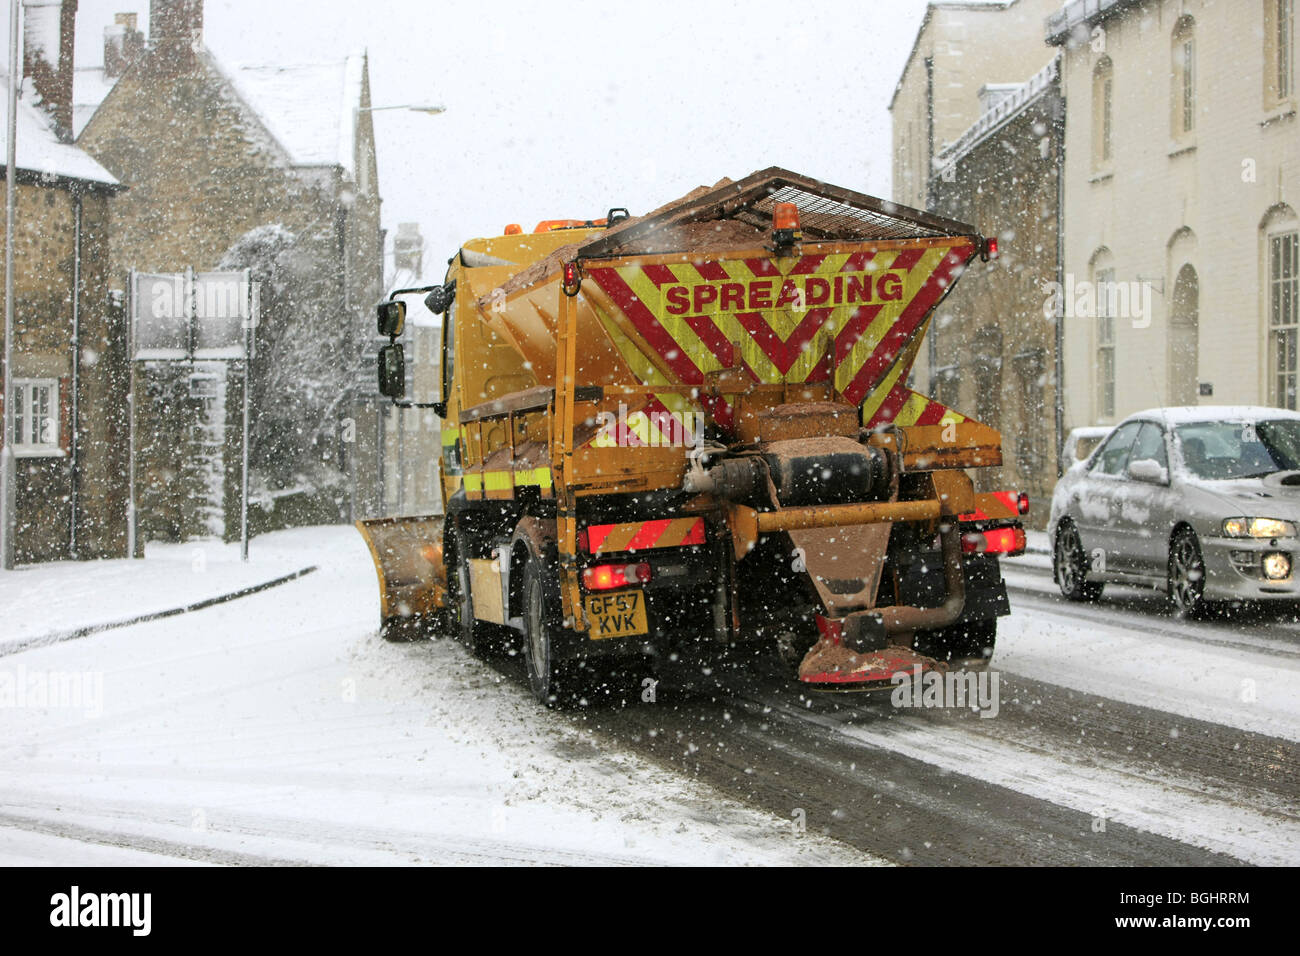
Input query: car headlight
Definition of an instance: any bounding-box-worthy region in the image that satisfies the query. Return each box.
[1263,552,1292,580]
[1222,517,1297,538]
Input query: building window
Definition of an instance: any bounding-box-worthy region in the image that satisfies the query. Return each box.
[1270,230,1299,409]
[1093,58,1114,167]
[1173,18,1196,135]
[933,365,960,410]
[1013,348,1047,482]
[1096,267,1117,419]
[9,378,60,455]
[1266,0,1295,106]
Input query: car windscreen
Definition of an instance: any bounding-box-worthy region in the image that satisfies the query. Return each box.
[1174,420,1300,479]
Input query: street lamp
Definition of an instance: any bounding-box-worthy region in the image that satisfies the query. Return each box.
[358,103,446,115]
[1,0,20,570]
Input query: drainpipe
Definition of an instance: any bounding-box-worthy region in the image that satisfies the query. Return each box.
[69,192,81,556]
[1053,79,1067,479]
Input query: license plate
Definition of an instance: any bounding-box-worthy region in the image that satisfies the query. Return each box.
[585,589,648,639]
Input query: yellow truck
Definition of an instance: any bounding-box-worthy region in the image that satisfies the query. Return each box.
[358,168,1026,705]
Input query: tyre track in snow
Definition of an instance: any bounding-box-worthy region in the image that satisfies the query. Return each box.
[571,681,1248,865]
[541,646,1299,865]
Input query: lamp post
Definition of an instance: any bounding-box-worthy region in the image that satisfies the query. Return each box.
[358,104,446,115]
[1,0,20,570]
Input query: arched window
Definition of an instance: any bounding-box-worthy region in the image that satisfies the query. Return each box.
[1263,206,1300,408]
[1092,57,1114,167]
[973,326,1003,430]
[1265,0,1295,107]
[1172,17,1196,137]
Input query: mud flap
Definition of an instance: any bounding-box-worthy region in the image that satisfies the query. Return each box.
[355,516,449,636]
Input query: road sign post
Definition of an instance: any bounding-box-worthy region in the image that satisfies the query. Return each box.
[127,269,258,561]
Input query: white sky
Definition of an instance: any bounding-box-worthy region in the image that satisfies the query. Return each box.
[8,0,935,282]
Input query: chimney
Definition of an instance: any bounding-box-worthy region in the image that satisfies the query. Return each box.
[21,0,77,142]
[104,13,145,80]
[149,0,203,74]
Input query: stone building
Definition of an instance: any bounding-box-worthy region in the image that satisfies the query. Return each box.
[929,60,1065,512]
[891,0,1066,517]
[73,0,385,542]
[891,0,1063,211]
[1049,0,1300,424]
[0,24,126,563]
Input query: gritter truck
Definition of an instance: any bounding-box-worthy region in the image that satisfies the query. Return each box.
[357,168,1027,705]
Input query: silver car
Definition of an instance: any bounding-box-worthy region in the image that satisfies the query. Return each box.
[1048,406,1300,616]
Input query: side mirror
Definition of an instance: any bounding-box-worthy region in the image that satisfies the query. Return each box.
[378,343,405,399]
[377,300,406,337]
[424,284,452,315]
[1128,458,1168,484]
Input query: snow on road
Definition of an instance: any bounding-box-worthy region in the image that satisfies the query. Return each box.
[3,526,1297,866]
[998,559,1300,742]
[0,527,869,866]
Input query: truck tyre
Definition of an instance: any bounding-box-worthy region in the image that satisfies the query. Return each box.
[449,535,497,658]
[522,553,563,705]
[1054,521,1104,602]
[1168,527,1209,619]
[915,618,996,665]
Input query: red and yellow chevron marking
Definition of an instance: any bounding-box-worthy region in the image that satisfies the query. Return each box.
[581,517,706,554]
[583,240,974,435]
[865,383,968,429]
[958,491,1022,522]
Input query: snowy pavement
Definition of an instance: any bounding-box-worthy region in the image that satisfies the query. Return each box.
[0,526,870,866]
[1,525,1297,865]
[0,536,317,652]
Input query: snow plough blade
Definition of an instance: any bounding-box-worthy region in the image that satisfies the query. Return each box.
[354,516,448,640]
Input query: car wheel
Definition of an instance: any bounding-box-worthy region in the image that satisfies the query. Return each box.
[1054,521,1104,601]
[1168,527,1209,619]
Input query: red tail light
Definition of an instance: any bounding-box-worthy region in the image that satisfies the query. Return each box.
[583,562,652,590]
[984,237,999,260]
[562,261,581,296]
[1017,492,1030,515]
[964,527,1026,555]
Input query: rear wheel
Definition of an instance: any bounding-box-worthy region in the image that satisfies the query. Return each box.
[1054,522,1104,602]
[1168,528,1209,618]
[522,553,563,705]
[915,618,997,665]
[449,536,498,657]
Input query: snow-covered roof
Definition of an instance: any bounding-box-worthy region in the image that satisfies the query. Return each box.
[1046,0,1144,46]
[1127,406,1300,425]
[224,54,365,174]
[73,50,366,176]
[0,75,119,188]
[71,66,118,139]
[934,55,1060,168]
